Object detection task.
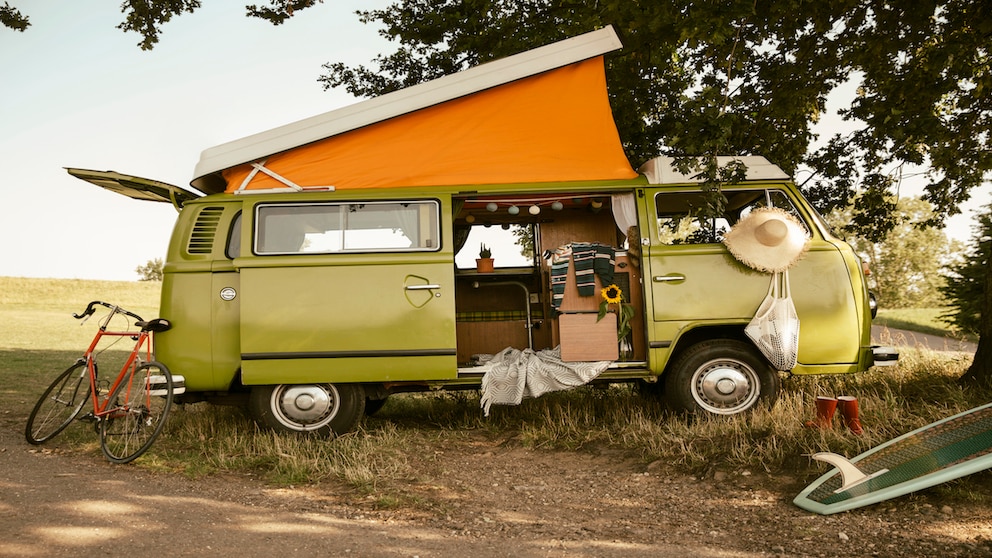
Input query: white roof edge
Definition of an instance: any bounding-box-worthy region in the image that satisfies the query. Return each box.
[637,156,791,184]
[192,26,623,184]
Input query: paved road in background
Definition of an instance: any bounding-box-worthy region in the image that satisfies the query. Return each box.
[872,325,976,353]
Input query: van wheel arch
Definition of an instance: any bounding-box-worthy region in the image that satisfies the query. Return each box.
[664,338,780,416]
[248,383,365,436]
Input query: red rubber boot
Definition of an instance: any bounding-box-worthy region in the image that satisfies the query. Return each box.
[837,396,864,435]
[804,396,837,429]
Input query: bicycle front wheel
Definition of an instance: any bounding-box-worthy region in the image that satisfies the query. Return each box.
[99,361,173,464]
[25,360,92,444]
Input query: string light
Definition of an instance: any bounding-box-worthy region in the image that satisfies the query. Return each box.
[468,195,606,215]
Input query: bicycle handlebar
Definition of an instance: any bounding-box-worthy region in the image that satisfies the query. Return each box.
[72,300,144,323]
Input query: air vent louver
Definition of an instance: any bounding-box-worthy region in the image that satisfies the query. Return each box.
[187,207,224,254]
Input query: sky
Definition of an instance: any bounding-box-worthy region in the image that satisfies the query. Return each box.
[1,4,988,281]
[0,1,391,280]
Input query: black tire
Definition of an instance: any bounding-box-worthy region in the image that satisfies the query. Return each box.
[664,339,780,416]
[25,360,91,444]
[248,383,365,436]
[364,395,389,416]
[99,361,174,464]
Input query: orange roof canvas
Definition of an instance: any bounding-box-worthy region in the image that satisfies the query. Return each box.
[190,26,636,194]
[222,57,635,192]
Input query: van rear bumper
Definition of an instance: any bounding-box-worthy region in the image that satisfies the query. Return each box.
[871,345,899,367]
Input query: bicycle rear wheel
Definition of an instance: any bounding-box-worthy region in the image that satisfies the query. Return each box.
[99,361,173,464]
[25,360,91,444]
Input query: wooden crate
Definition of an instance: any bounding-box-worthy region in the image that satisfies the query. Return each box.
[559,313,618,362]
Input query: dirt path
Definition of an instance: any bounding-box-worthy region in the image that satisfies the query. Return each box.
[2,412,991,558]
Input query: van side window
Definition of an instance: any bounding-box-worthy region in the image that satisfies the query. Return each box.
[226,211,242,259]
[655,192,732,245]
[655,190,808,245]
[254,201,440,255]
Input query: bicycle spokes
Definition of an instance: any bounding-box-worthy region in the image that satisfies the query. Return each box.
[100,362,174,464]
[25,362,91,445]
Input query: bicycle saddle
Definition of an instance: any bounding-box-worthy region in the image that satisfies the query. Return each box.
[137,318,172,333]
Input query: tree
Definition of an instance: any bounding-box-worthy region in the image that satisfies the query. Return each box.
[942,205,992,340]
[1,1,324,49]
[136,258,164,282]
[829,197,958,310]
[318,1,992,384]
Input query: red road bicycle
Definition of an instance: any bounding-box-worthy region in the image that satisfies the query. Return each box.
[25,301,181,463]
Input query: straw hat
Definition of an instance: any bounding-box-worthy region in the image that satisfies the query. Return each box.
[723,207,810,273]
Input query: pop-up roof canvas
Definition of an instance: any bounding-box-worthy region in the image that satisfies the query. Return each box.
[190,26,638,195]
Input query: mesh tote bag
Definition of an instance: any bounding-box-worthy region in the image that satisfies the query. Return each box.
[745,270,800,370]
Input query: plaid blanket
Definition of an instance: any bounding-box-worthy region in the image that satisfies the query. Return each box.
[478,346,611,416]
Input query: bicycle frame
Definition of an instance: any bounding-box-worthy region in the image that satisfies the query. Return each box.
[81,307,155,420]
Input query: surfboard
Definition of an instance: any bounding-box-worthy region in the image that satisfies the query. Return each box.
[793,402,992,515]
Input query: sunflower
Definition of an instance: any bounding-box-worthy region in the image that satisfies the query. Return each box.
[598,284,636,345]
[601,284,623,304]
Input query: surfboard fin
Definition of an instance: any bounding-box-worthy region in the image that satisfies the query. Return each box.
[812,452,890,493]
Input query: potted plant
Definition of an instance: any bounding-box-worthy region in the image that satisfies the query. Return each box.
[476,243,494,273]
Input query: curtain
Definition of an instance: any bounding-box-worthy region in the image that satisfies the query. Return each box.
[611,193,638,246]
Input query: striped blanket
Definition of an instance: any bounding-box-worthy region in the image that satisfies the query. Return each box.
[478,346,611,416]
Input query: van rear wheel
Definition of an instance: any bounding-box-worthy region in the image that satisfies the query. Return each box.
[248,383,365,436]
[665,339,779,416]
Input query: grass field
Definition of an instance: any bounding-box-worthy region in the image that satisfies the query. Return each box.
[875,307,973,341]
[0,276,159,351]
[3,276,990,495]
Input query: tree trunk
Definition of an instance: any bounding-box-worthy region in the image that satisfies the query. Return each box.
[960,241,992,388]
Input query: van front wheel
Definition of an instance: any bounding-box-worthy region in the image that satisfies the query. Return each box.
[248,383,365,436]
[665,339,779,416]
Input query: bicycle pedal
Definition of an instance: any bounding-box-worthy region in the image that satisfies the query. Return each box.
[77,412,98,424]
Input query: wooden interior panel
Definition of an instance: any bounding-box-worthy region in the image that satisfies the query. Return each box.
[559,313,618,362]
[456,321,531,363]
[539,208,620,256]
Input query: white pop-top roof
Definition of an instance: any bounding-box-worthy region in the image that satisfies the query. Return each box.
[192,26,624,189]
[638,156,790,184]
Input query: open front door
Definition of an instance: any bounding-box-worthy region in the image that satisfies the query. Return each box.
[236,196,457,385]
[640,187,862,367]
[65,168,201,210]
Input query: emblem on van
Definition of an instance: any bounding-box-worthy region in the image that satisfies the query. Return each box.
[219,287,237,301]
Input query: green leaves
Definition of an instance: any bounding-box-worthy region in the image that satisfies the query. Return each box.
[319,1,990,245]
[0,2,29,32]
[116,0,202,51]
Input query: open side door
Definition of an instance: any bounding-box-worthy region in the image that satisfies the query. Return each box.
[65,168,201,211]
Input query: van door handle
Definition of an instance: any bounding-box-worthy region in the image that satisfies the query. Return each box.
[653,274,686,284]
[405,284,441,291]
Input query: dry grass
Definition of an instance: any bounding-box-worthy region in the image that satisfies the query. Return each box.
[4,276,990,496]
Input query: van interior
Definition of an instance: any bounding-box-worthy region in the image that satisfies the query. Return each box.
[451,193,646,367]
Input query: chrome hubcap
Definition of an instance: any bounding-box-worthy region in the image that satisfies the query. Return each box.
[691,359,759,415]
[272,385,339,430]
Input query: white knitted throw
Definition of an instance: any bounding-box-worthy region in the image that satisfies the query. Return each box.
[478,346,611,416]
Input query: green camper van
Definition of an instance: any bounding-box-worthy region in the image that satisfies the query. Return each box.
[68,27,895,436]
